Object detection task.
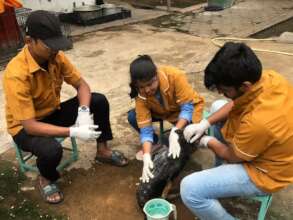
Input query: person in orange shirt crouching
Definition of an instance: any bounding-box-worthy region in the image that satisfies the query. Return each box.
[181,42,293,220]
[127,55,204,183]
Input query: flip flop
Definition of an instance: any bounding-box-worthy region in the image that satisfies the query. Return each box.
[38,182,64,204]
[95,150,129,167]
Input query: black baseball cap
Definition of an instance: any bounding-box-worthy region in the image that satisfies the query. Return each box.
[25,10,71,51]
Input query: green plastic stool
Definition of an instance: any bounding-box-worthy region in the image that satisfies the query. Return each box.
[13,137,79,173]
[250,194,273,220]
[159,120,165,143]
[203,110,213,136]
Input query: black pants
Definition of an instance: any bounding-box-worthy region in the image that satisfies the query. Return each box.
[13,93,113,182]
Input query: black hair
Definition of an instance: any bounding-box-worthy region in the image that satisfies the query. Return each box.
[129,55,157,98]
[204,42,262,90]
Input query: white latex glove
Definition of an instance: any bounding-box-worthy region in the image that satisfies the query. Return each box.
[184,119,211,143]
[140,153,154,183]
[198,135,215,148]
[168,127,181,159]
[75,105,94,126]
[69,125,101,141]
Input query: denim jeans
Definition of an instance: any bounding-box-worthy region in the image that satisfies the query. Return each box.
[127,109,160,144]
[180,117,267,220]
[210,122,226,167]
[180,164,267,220]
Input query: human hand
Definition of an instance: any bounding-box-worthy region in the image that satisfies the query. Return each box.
[140,153,154,183]
[69,125,101,141]
[75,106,94,126]
[183,119,210,143]
[168,127,181,159]
[198,135,215,148]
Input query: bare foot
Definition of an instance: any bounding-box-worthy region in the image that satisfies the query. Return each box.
[96,142,112,158]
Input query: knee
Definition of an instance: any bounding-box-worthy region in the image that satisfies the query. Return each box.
[180,174,204,206]
[210,99,228,114]
[180,175,195,204]
[45,141,63,161]
[91,93,109,108]
[127,109,136,124]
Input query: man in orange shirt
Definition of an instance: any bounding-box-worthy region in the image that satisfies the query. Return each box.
[3,10,128,204]
[181,42,293,219]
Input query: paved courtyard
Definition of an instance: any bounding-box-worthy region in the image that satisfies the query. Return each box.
[0,0,293,219]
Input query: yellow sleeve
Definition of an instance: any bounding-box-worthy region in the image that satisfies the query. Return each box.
[172,68,205,123]
[58,51,81,87]
[135,98,152,129]
[5,0,22,8]
[191,96,204,123]
[232,118,271,161]
[3,73,35,120]
[1,0,22,12]
[0,1,4,13]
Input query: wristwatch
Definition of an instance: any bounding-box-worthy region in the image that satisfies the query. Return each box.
[78,105,90,112]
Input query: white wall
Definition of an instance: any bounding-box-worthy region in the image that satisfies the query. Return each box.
[22,0,96,13]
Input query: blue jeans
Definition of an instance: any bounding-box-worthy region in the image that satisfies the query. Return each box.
[210,122,226,167]
[127,109,160,144]
[180,164,267,220]
[180,114,267,220]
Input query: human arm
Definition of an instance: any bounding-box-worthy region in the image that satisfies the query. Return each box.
[60,52,93,125]
[72,77,91,107]
[199,117,271,163]
[207,101,233,125]
[140,129,154,183]
[184,101,234,143]
[199,136,244,163]
[168,103,193,158]
[72,78,94,126]
[135,99,155,182]
[20,77,93,136]
[21,119,100,140]
[21,119,70,136]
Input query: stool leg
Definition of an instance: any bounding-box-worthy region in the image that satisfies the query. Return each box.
[159,121,164,144]
[257,196,272,220]
[13,143,38,173]
[57,137,79,171]
[70,137,78,161]
[14,145,26,173]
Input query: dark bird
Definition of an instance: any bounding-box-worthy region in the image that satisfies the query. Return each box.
[136,129,198,209]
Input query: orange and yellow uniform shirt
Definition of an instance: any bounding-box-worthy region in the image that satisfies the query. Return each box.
[222,70,293,193]
[135,66,204,129]
[0,0,22,14]
[3,46,81,136]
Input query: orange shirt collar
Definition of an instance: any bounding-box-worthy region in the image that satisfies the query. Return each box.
[23,46,42,74]
[232,72,266,110]
[157,68,169,94]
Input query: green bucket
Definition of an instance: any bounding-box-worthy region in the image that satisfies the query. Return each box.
[143,198,177,220]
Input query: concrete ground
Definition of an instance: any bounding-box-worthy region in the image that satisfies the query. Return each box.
[1,0,293,219]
